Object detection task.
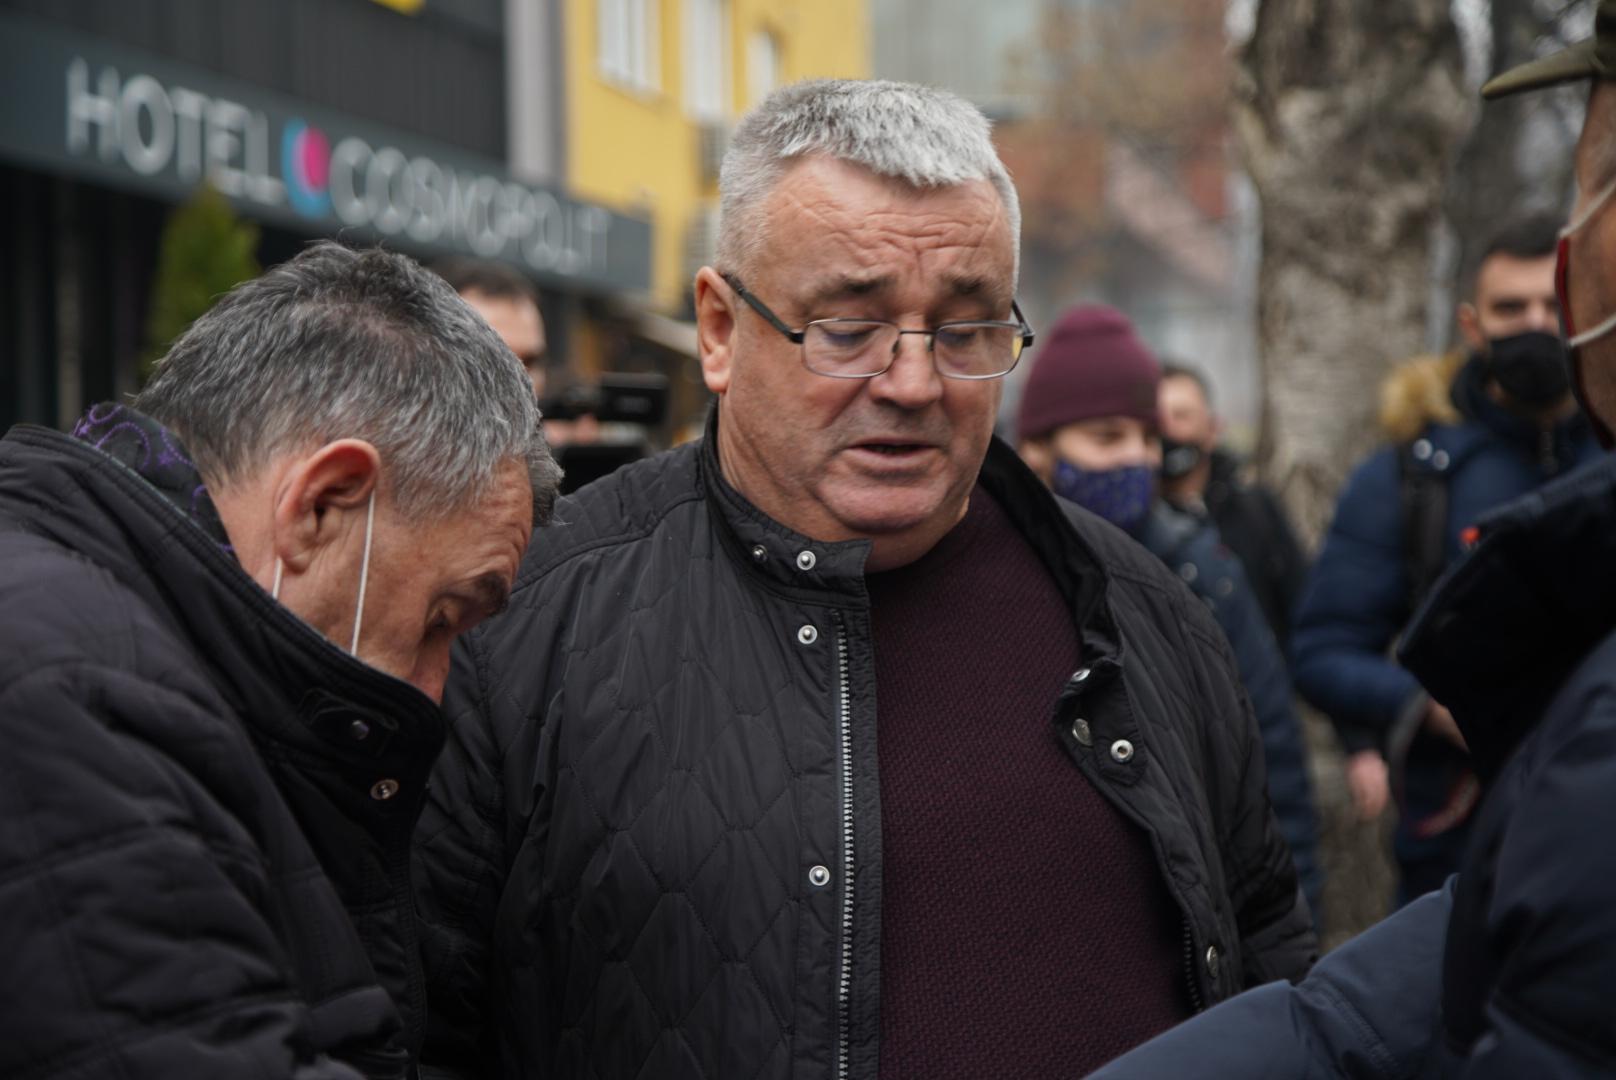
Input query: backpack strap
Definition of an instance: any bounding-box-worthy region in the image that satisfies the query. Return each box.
[1398,437,1451,612]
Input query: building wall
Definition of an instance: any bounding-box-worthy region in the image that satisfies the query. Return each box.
[563,0,869,314]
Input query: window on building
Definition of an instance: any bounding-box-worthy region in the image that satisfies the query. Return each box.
[683,0,730,120]
[599,0,659,93]
[746,29,780,107]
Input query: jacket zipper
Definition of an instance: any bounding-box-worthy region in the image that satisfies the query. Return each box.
[834,625,855,1080]
[1179,918,1206,1014]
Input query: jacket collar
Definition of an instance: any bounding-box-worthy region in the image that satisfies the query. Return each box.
[695,405,1122,668]
[0,423,443,778]
[1452,353,1591,468]
[1400,452,1616,777]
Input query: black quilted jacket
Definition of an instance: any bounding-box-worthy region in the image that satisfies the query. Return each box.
[0,424,443,1079]
[416,422,1316,1080]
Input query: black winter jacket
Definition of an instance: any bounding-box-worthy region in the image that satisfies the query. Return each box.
[416,423,1316,1079]
[0,420,443,1079]
[1197,449,1310,654]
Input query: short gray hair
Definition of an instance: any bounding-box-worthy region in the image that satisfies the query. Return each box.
[137,241,560,523]
[716,79,1021,281]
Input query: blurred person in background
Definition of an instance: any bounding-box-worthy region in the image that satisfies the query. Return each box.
[1018,304,1322,916]
[0,242,559,1079]
[1290,213,1601,904]
[434,256,603,448]
[1089,8,1616,1073]
[415,79,1313,1080]
[1158,363,1309,655]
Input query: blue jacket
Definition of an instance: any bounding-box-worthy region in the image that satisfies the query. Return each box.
[1293,356,1599,751]
[1089,454,1616,1078]
[1140,501,1322,913]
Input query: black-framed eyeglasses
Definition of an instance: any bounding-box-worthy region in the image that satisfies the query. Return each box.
[722,274,1036,380]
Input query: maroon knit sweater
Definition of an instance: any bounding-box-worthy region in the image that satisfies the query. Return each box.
[867,486,1190,1079]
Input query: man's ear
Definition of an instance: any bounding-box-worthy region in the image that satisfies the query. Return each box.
[272,439,382,572]
[695,266,738,395]
[1456,301,1486,352]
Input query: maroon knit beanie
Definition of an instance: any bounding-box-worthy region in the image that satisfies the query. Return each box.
[1016,304,1162,441]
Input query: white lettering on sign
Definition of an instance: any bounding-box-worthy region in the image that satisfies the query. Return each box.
[64,59,615,278]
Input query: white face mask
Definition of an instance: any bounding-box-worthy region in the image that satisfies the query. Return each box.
[271,487,377,657]
[1561,176,1616,349]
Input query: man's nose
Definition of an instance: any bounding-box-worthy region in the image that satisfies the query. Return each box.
[1528,301,1559,332]
[868,332,944,409]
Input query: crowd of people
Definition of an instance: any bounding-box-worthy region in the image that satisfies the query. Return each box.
[4,8,1616,1076]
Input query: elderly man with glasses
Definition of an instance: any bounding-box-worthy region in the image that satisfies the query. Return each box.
[415,79,1315,1080]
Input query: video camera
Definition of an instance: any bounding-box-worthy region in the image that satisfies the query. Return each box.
[539,372,669,426]
[539,372,671,494]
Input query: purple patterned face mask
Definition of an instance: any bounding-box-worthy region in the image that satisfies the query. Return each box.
[1052,459,1154,535]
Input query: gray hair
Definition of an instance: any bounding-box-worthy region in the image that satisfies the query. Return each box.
[137,241,560,524]
[716,79,1021,281]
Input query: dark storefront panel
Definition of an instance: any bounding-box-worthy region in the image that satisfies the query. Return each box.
[0,9,650,295]
[0,0,507,159]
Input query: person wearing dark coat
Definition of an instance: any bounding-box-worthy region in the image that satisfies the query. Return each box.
[1291,219,1601,902]
[0,243,555,1079]
[1083,13,1616,1075]
[1158,365,1310,654]
[414,80,1314,1080]
[1017,304,1322,915]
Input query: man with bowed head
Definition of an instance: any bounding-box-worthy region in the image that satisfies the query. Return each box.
[416,79,1313,1080]
[0,242,558,1079]
[1016,303,1321,917]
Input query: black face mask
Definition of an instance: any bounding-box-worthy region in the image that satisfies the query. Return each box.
[1159,437,1204,481]
[1485,330,1571,408]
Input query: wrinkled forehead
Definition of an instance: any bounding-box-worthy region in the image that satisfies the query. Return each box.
[758,157,1015,295]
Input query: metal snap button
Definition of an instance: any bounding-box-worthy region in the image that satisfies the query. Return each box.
[1072,667,1092,683]
[1110,739,1135,764]
[1432,449,1451,470]
[1205,944,1222,979]
[751,544,767,562]
[1071,718,1093,747]
[796,550,817,571]
[370,778,400,801]
[809,865,831,887]
[349,719,371,741]
[1413,438,1433,461]
[1178,563,1198,583]
[797,624,818,645]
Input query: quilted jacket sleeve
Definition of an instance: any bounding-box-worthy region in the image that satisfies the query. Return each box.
[1187,531,1321,913]
[1181,585,1318,986]
[1291,447,1424,752]
[0,664,367,1080]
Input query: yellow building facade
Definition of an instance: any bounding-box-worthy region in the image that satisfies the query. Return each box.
[565,0,869,315]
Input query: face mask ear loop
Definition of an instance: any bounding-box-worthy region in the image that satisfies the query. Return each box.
[349,488,376,656]
[271,558,284,601]
[1565,176,1616,239]
[1570,308,1616,349]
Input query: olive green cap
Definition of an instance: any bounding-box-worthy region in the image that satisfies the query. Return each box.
[1483,2,1616,99]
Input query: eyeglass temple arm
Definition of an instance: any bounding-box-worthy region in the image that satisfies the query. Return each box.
[1013,300,1035,349]
[723,274,806,344]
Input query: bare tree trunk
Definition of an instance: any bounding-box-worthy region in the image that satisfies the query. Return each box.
[1235,0,1475,948]
[1237,0,1474,543]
